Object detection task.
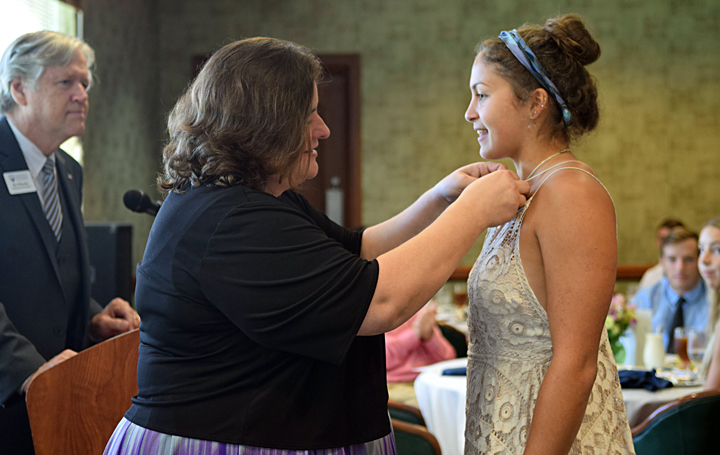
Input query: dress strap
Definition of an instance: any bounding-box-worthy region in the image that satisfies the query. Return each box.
[527,160,585,183]
[528,161,613,204]
[506,162,614,262]
[514,164,618,264]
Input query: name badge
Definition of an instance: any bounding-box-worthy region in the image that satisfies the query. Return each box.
[3,170,37,195]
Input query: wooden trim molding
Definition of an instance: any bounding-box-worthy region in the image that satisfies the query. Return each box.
[449,266,473,281]
[449,264,654,282]
[59,0,82,9]
[317,54,362,229]
[616,264,654,281]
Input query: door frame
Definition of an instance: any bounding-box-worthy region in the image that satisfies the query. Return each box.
[191,53,362,228]
[318,54,362,229]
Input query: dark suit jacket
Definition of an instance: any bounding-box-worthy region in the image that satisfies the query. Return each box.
[0,116,102,404]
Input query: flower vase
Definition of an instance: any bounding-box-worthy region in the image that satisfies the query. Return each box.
[610,337,626,365]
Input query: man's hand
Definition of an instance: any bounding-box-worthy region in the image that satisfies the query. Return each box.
[88,297,140,343]
[21,349,77,394]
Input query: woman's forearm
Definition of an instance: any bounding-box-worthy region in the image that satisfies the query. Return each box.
[357,170,528,336]
[360,187,449,261]
[523,357,597,455]
[358,195,488,336]
[360,161,516,261]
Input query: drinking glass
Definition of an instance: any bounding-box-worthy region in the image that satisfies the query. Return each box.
[643,333,665,370]
[674,327,690,367]
[688,329,707,373]
[452,283,468,307]
[452,283,468,321]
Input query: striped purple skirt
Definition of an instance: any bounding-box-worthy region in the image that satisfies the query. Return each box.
[103,418,397,455]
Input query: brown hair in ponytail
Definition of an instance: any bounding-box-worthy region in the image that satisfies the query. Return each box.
[476,14,601,143]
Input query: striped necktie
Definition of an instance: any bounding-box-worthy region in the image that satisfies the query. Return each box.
[40,157,63,241]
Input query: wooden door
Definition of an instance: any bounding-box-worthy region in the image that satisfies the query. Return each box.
[191,53,362,229]
[298,54,362,229]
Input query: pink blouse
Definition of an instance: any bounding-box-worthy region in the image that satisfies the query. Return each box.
[385,313,456,382]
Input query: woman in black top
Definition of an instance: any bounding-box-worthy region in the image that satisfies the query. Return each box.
[104,37,528,455]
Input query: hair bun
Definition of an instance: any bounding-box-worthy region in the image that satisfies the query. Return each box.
[543,14,600,66]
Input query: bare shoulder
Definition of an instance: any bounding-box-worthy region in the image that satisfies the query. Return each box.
[528,162,617,264]
[531,163,615,225]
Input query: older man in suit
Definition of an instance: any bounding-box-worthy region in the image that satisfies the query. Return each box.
[0,31,140,454]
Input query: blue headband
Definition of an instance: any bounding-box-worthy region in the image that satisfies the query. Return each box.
[498,29,571,125]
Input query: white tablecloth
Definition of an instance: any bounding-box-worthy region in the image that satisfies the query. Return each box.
[414,358,468,455]
[622,385,704,427]
[413,358,704,455]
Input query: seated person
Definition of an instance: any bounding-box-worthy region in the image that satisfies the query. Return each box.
[694,216,720,385]
[638,218,685,290]
[386,302,455,406]
[633,227,707,353]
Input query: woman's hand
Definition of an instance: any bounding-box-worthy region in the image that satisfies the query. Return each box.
[360,162,521,261]
[360,169,528,336]
[412,302,438,342]
[432,162,508,204]
[456,169,529,228]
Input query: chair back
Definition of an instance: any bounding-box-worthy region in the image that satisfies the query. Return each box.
[388,399,426,426]
[26,329,140,455]
[631,388,720,455]
[438,323,467,358]
[392,418,442,455]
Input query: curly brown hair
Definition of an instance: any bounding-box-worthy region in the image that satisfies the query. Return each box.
[476,14,601,143]
[159,37,322,193]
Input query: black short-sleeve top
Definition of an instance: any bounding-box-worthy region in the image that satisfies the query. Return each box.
[124,185,388,449]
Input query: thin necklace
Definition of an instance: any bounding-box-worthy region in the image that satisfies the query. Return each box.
[525,149,570,181]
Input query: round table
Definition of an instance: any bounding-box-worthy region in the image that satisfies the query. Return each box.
[622,384,704,427]
[413,358,703,455]
[413,358,468,455]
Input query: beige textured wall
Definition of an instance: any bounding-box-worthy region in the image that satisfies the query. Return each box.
[82,0,163,272]
[155,0,720,265]
[84,0,720,269]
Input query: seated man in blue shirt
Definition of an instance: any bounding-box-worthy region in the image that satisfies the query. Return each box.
[633,227,707,353]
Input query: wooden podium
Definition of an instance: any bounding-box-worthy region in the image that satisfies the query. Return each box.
[25,329,140,455]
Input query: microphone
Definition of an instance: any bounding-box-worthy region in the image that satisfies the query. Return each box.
[123,189,161,216]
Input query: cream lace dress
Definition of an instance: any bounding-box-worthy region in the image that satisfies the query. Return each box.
[464,166,635,455]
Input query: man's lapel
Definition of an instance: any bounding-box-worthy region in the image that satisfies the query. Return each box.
[0,116,63,280]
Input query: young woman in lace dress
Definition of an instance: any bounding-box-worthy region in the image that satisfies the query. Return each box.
[462,15,635,454]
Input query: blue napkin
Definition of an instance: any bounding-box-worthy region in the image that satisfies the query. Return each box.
[442,367,467,376]
[618,369,673,391]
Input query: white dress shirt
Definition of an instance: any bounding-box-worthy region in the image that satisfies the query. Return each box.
[6,117,57,207]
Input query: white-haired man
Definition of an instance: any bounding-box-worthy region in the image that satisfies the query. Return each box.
[0,31,139,454]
